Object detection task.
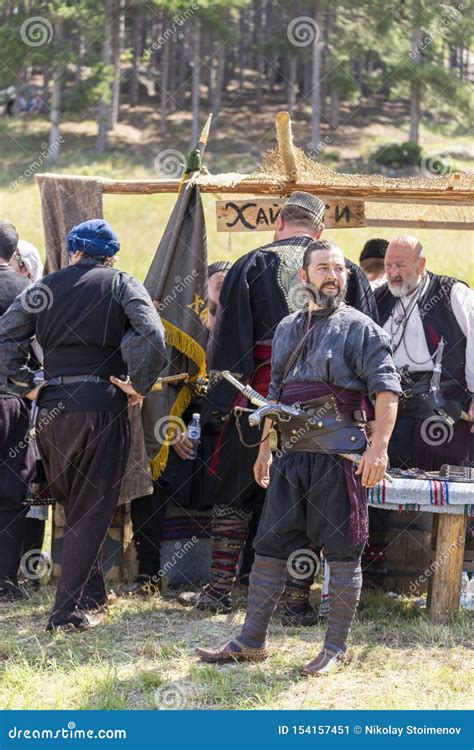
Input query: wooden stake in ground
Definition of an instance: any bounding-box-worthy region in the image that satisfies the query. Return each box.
[275,111,299,182]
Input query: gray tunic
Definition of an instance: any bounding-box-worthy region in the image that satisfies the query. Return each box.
[268,304,402,401]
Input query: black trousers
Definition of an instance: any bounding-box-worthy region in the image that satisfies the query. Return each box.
[38,410,130,627]
[254,451,365,563]
[130,481,168,578]
[22,517,46,557]
[208,414,265,512]
[0,397,34,594]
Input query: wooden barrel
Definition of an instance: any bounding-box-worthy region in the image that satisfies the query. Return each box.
[363,509,434,594]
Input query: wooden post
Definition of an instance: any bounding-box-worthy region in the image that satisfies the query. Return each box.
[122,505,138,582]
[428,513,467,623]
[275,111,299,182]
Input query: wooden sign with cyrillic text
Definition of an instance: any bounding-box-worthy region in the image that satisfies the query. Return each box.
[216,197,366,232]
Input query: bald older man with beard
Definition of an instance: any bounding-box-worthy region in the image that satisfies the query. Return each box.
[375,235,473,471]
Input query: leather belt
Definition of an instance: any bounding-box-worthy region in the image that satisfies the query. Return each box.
[401,378,456,400]
[46,375,111,386]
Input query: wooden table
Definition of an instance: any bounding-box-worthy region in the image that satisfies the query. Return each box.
[368,476,472,623]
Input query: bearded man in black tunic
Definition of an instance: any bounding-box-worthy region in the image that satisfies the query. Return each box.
[178,192,379,624]
[196,241,400,676]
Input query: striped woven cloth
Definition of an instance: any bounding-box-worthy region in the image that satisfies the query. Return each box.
[368,477,474,515]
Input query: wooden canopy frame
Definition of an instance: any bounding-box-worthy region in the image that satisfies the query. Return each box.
[37,112,473,621]
[92,111,474,231]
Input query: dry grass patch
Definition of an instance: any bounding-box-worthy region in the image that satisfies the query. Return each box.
[0,585,472,711]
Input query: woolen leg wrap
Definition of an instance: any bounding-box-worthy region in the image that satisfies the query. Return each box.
[284,569,313,614]
[324,560,362,654]
[208,506,252,595]
[239,554,287,649]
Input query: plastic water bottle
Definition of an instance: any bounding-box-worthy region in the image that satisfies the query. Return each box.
[467,576,474,611]
[460,572,471,609]
[186,413,201,460]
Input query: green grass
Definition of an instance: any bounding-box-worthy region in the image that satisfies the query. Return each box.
[0,585,472,710]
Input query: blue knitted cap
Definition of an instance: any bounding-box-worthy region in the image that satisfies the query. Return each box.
[67,219,120,257]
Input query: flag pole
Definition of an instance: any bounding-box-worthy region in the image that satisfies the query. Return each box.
[178,113,213,192]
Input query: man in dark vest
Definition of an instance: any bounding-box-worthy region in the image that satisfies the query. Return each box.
[376,234,473,471]
[0,221,34,602]
[178,192,379,623]
[0,219,167,630]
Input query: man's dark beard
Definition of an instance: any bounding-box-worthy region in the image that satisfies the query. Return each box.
[208,300,218,316]
[307,283,345,311]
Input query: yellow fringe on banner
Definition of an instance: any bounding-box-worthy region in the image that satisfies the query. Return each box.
[150,319,207,480]
[150,385,191,479]
[162,320,207,377]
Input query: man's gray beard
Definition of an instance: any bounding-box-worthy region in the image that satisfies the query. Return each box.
[387,275,422,298]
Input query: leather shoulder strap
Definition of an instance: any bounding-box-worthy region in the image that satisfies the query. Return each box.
[278,322,316,394]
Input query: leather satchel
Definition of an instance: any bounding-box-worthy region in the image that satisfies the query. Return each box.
[277,394,367,454]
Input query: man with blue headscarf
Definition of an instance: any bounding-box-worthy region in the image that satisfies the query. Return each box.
[0,219,167,631]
